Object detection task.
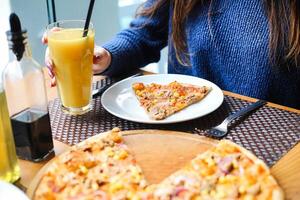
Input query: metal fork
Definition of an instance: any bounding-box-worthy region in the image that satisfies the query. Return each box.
[195,100,267,138]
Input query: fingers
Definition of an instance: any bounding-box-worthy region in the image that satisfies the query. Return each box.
[93,46,105,62]
[44,47,56,87]
[93,54,102,63]
[46,62,54,78]
[93,46,111,64]
[92,46,111,74]
[42,31,48,44]
[50,77,56,87]
[43,28,62,87]
[45,47,53,71]
[46,59,56,87]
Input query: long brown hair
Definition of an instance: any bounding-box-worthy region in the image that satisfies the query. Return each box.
[137,0,300,68]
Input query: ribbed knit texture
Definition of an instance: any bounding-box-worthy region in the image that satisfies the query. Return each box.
[103,0,300,109]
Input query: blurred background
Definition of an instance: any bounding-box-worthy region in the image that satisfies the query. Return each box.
[0,0,168,76]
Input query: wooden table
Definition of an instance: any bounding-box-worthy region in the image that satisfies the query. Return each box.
[17,71,300,200]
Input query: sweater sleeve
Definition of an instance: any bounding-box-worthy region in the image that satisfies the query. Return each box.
[102,0,169,76]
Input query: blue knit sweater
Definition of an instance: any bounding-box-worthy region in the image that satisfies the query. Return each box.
[103,0,300,109]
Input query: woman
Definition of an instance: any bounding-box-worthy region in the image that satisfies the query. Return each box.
[46,0,300,108]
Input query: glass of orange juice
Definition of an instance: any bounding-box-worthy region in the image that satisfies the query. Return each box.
[47,20,94,115]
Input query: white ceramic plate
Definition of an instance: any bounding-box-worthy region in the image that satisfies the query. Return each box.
[0,181,29,200]
[101,74,224,124]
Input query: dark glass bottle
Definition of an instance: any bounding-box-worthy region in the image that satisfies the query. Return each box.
[3,13,54,162]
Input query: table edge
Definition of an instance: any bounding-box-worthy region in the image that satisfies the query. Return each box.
[223,90,300,114]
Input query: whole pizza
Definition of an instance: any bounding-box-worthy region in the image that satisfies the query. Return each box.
[34,128,284,200]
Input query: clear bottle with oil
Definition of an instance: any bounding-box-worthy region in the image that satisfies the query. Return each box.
[3,13,54,162]
[0,72,20,182]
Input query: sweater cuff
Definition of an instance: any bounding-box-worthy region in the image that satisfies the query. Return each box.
[102,39,132,77]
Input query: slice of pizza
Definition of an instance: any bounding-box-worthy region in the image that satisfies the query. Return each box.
[132,81,211,120]
[146,140,284,200]
[188,140,283,199]
[34,128,148,200]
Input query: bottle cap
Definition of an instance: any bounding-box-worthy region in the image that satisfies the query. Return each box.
[6,13,27,61]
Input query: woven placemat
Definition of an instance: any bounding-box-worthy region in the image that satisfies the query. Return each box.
[48,78,299,167]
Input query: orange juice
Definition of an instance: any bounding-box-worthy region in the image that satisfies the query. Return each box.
[48,28,94,113]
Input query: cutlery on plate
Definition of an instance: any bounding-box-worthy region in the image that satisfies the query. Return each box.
[92,72,143,98]
[195,100,267,138]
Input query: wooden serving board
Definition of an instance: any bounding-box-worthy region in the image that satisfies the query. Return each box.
[28,129,299,199]
[27,130,217,199]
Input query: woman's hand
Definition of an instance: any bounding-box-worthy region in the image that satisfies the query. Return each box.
[93,46,112,74]
[42,31,57,87]
[42,32,111,87]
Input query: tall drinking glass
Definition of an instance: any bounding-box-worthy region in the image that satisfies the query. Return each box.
[47,20,94,115]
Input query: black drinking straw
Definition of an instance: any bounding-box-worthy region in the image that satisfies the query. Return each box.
[83,0,95,37]
[51,0,57,22]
